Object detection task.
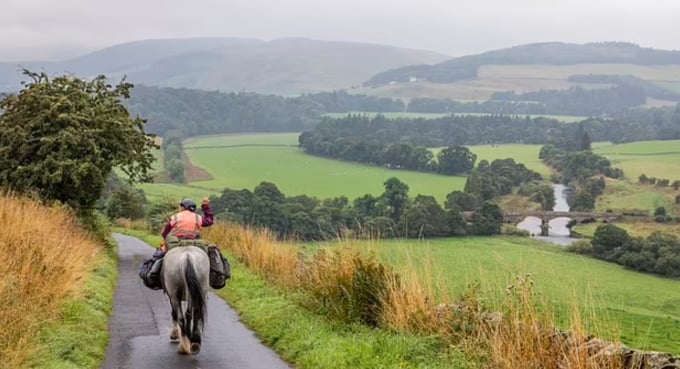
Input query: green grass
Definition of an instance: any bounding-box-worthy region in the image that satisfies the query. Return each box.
[596,179,679,215]
[119,229,476,369]
[467,144,551,177]
[594,140,680,181]
[29,243,117,369]
[347,236,680,354]
[141,133,466,202]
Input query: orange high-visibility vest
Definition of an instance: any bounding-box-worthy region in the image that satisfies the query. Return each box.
[169,210,203,239]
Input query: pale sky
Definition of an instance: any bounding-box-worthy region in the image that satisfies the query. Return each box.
[1,0,678,60]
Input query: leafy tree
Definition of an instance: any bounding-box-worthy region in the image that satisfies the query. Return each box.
[106,184,147,220]
[592,224,630,260]
[672,180,680,190]
[254,182,285,203]
[571,190,595,211]
[401,195,449,237]
[0,71,155,211]
[380,177,409,222]
[436,146,477,175]
[639,173,649,184]
[445,191,480,211]
[470,202,503,235]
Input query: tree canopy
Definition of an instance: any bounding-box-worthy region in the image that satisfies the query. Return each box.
[0,71,156,210]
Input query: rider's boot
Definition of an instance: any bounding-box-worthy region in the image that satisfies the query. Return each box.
[207,245,230,289]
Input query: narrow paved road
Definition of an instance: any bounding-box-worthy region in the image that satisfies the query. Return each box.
[102,234,292,369]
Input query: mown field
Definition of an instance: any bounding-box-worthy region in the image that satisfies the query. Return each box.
[351,63,680,104]
[342,236,680,354]
[593,140,680,181]
[141,133,467,202]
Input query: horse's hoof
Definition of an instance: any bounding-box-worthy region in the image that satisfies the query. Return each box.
[170,330,179,342]
[177,344,190,355]
[190,343,201,355]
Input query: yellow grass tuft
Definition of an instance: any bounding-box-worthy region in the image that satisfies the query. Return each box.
[0,193,101,368]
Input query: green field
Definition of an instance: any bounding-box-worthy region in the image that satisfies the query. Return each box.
[324,111,586,123]
[465,144,552,176]
[594,140,680,181]
[343,236,680,354]
[143,134,679,215]
[141,133,466,201]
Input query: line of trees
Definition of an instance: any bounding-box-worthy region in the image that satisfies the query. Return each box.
[573,225,680,278]
[539,144,620,211]
[161,130,185,183]
[127,83,680,141]
[300,112,680,151]
[298,133,478,175]
[639,174,680,190]
[491,85,647,116]
[126,87,405,137]
[208,178,504,241]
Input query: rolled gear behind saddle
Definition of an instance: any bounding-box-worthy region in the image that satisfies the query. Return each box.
[207,245,231,289]
[139,249,164,290]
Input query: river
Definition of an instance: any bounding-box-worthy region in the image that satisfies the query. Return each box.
[517,184,577,246]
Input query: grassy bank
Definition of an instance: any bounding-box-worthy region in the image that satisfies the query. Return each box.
[364,236,680,354]
[0,194,115,369]
[117,228,475,369]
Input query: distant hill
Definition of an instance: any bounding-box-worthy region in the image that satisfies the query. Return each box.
[365,42,680,86]
[0,38,449,95]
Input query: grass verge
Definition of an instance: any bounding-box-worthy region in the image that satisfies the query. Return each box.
[0,193,115,369]
[28,244,118,369]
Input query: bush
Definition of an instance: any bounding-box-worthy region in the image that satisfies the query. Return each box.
[502,225,530,237]
[654,206,667,217]
[591,224,630,260]
[301,250,395,327]
[566,240,593,255]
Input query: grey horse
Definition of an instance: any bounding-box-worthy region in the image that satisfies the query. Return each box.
[162,245,210,354]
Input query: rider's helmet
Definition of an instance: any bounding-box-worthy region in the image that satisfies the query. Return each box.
[179,199,197,212]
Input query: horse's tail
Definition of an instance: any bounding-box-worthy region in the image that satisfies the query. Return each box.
[184,256,206,334]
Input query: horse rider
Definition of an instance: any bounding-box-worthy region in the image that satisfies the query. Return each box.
[145,198,230,289]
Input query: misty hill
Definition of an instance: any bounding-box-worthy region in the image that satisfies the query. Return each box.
[365,42,680,86]
[0,38,448,95]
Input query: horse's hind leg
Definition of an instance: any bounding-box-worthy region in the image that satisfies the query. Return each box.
[169,306,180,342]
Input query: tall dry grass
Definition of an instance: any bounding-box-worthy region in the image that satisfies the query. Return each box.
[0,194,100,368]
[205,223,634,369]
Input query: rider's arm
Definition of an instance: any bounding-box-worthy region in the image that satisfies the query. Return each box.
[201,203,214,227]
[161,221,172,239]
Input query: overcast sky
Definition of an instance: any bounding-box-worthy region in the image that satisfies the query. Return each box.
[1,0,678,60]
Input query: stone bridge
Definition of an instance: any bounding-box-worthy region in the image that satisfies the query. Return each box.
[503,211,622,225]
[503,211,624,237]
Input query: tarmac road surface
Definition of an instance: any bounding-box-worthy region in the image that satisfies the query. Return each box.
[102,234,292,369]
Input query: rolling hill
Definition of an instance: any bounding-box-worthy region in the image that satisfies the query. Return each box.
[0,37,449,95]
[359,42,680,102]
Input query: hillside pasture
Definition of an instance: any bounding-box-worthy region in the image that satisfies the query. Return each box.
[593,140,680,181]
[352,236,680,354]
[352,63,680,102]
[479,63,680,81]
[141,133,466,202]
